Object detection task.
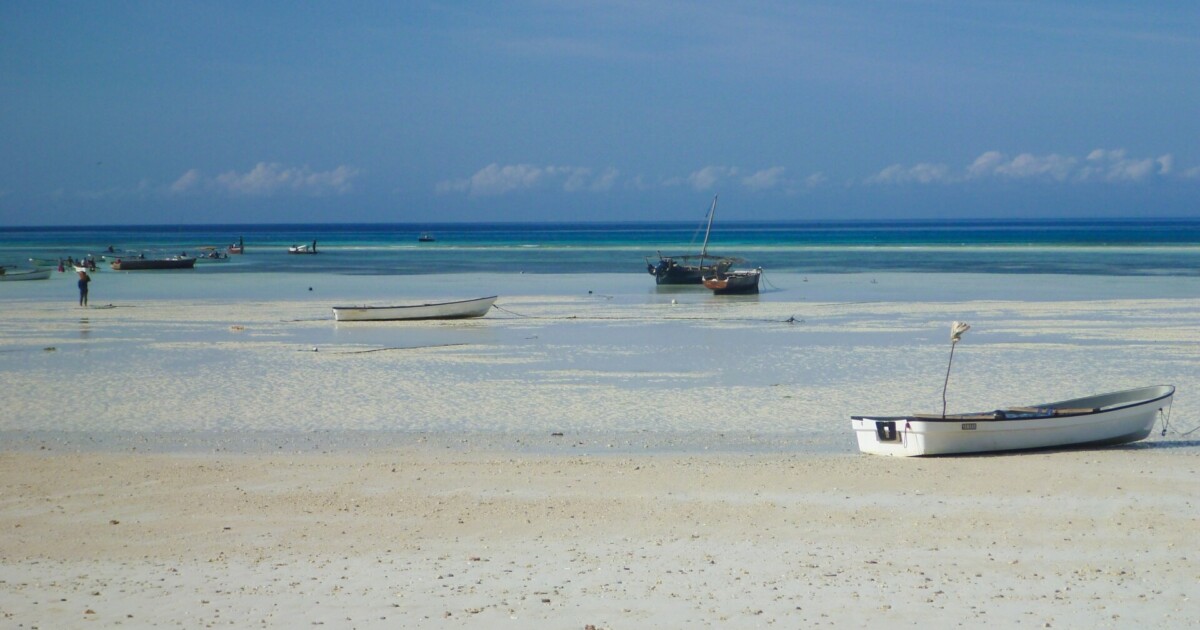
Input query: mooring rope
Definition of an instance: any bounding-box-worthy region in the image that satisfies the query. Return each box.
[492,302,800,324]
[329,342,470,354]
[1160,398,1200,436]
[1157,399,1200,437]
[761,270,780,291]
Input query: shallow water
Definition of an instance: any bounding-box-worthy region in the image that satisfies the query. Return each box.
[3,271,1199,454]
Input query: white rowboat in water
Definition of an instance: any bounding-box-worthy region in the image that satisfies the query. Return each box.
[0,268,52,281]
[851,385,1174,457]
[332,296,498,322]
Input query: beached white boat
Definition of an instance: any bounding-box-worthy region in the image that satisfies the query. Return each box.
[332,296,498,322]
[0,268,52,281]
[851,385,1174,457]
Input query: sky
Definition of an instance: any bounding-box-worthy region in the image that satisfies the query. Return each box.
[2,1,1198,225]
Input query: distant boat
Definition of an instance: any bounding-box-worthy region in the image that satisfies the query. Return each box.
[0,268,52,281]
[646,195,744,285]
[110,257,196,270]
[703,267,762,295]
[332,296,498,322]
[418,233,436,242]
[288,241,319,254]
[851,385,1174,457]
[227,237,245,255]
[194,248,230,262]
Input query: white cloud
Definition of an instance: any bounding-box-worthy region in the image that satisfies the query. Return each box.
[994,153,1077,181]
[883,149,1182,186]
[802,172,828,189]
[1077,148,1170,182]
[625,174,653,190]
[168,163,359,197]
[438,163,620,196]
[213,163,358,196]
[169,169,203,194]
[866,162,952,184]
[966,151,1006,178]
[445,163,544,196]
[590,167,619,192]
[688,166,739,191]
[741,166,786,191]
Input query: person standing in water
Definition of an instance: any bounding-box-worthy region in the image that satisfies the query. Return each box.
[77,270,91,307]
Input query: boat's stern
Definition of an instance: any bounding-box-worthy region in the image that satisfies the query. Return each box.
[851,416,926,456]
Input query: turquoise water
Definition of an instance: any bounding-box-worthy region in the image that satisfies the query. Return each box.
[4,219,1200,276]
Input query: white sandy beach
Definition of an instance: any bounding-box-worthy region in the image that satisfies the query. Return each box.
[1,449,1196,628]
[2,272,1198,627]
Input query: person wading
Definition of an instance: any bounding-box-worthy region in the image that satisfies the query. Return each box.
[77,269,91,307]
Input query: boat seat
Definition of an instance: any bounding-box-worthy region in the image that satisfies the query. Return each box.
[1007,406,1099,416]
[912,413,1005,420]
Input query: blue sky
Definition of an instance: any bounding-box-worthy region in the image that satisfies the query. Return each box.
[2,1,1198,225]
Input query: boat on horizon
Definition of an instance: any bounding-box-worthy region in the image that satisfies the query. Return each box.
[194,247,230,262]
[646,195,744,285]
[418,233,436,242]
[332,296,498,322]
[851,385,1174,457]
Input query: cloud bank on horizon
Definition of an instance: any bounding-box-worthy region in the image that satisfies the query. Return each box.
[436,148,1192,199]
[67,146,1193,208]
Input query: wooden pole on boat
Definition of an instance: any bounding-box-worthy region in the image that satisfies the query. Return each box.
[700,194,718,260]
[943,322,971,418]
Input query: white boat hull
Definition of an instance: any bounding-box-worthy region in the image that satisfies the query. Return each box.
[0,268,52,281]
[851,385,1173,456]
[332,296,498,322]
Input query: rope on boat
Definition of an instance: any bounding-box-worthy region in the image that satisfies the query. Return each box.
[1159,398,1200,436]
[492,304,532,318]
[1156,399,1200,437]
[761,270,780,291]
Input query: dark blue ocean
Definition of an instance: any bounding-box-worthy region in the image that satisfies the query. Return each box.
[3,219,1200,276]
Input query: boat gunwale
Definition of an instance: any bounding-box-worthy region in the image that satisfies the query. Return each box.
[850,385,1175,423]
[330,295,498,312]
